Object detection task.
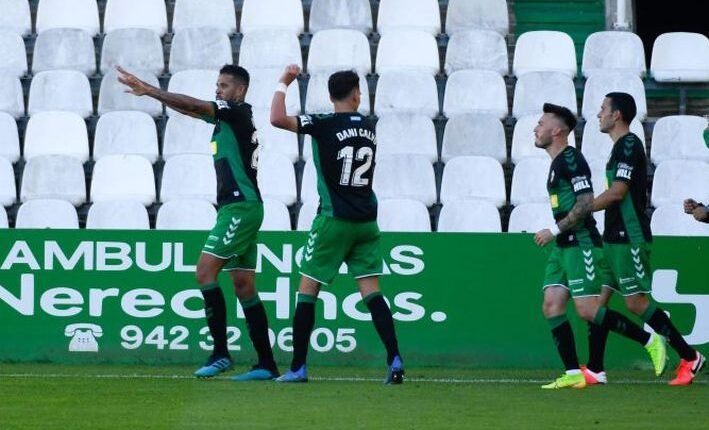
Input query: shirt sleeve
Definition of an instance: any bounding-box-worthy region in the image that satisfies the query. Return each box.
[296,114,318,135]
[211,100,250,124]
[565,150,594,196]
[611,135,642,183]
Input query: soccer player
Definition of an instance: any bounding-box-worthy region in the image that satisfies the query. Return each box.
[116,65,279,381]
[592,92,705,386]
[269,65,404,384]
[533,103,666,389]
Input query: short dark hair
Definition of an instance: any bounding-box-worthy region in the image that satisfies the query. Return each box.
[543,103,577,131]
[219,64,250,86]
[605,92,636,123]
[328,70,359,101]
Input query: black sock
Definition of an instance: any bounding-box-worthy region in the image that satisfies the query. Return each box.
[548,315,579,371]
[587,322,609,373]
[594,306,650,345]
[642,305,696,361]
[241,295,276,371]
[290,293,317,372]
[365,293,401,366]
[201,282,228,357]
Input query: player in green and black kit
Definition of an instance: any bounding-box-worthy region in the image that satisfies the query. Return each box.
[117,65,279,381]
[593,92,705,386]
[533,104,664,389]
[270,65,403,384]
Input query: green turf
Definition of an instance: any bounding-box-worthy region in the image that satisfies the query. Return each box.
[1,364,707,429]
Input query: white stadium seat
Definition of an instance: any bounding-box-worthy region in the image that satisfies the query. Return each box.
[0,32,26,77]
[443,70,508,119]
[651,160,709,208]
[99,70,162,117]
[86,201,150,230]
[507,203,555,233]
[0,157,15,206]
[20,155,85,206]
[24,111,89,162]
[238,30,302,71]
[581,72,647,120]
[513,31,577,78]
[650,115,709,164]
[581,118,644,164]
[513,72,577,118]
[91,155,156,206]
[33,28,96,75]
[240,0,304,36]
[94,111,159,163]
[582,31,646,78]
[261,199,292,231]
[15,199,78,229]
[296,201,319,231]
[375,71,439,118]
[440,156,505,207]
[299,160,319,203]
[100,28,164,76]
[257,152,297,206]
[305,71,370,115]
[376,114,437,162]
[0,206,6,228]
[163,115,214,160]
[651,205,709,237]
[36,0,100,36]
[594,211,605,235]
[28,70,93,118]
[0,74,24,118]
[374,155,437,206]
[588,160,607,198]
[511,115,575,165]
[104,0,167,36]
[156,199,216,230]
[172,0,237,35]
[446,0,508,36]
[510,158,550,206]
[160,154,217,204]
[246,69,301,115]
[166,70,219,117]
[377,0,440,36]
[309,0,373,34]
[0,0,31,36]
[169,28,232,74]
[378,199,431,232]
[0,112,19,163]
[441,114,506,163]
[376,30,439,75]
[444,30,508,75]
[252,113,299,163]
[307,29,371,75]
[651,32,709,82]
[438,199,501,233]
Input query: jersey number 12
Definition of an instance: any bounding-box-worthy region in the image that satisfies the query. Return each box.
[337,146,373,187]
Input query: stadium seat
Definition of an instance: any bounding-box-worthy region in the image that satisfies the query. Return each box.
[0,74,24,118]
[307,29,371,75]
[377,0,440,36]
[0,112,19,163]
[443,70,508,119]
[438,199,501,233]
[252,113,299,163]
[0,206,6,228]
[651,160,709,208]
[444,30,508,75]
[445,0,508,36]
[581,72,647,120]
[373,155,437,206]
[20,155,86,206]
[0,0,31,36]
[651,205,709,236]
[246,69,301,115]
[299,160,318,203]
[582,31,646,78]
[376,114,437,162]
[238,30,302,71]
[86,200,150,230]
[374,71,439,118]
[24,111,89,162]
[94,111,159,163]
[440,156,505,207]
[172,0,237,35]
[160,154,217,204]
[163,115,213,160]
[588,159,607,197]
[261,199,292,231]
[305,71,370,115]
[650,32,709,82]
[376,30,439,75]
[441,114,506,163]
[0,32,26,77]
[650,116,709,164]
[104,0,168,36]
[308,0,373,34]
[240,0,304,36]
[510,158,550,206]
[100,28,164,76]
[166,70,219,117]
[28,71,93,118]
[0,157,15,206]
[169,28,232,74]
[15,199,79,229]
[511,115,575,165]
[581,117,645,164]
[513,31,577,78]
[257,152,297,206]
[296,201,319,231]
[32,28,96,75]
[512,72,577,118]
[156,199,216,230]
[594,210,605,235]
[36,0,100,36]
[378,198,431,232]
[99,70,162,117]
[507,203,555,233]
[91,155,156,206]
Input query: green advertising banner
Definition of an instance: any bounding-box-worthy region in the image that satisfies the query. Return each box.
[0,230,707,369]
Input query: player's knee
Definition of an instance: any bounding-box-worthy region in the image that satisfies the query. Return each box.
[195,264,216,285]
[542,300,562,318]
[576,305,596,322]
[625,295,648,315]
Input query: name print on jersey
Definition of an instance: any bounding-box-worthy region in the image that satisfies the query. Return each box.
[336,128,376,143]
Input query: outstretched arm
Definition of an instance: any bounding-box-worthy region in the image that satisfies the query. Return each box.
[270,64,300,132]
[535,193,594,246]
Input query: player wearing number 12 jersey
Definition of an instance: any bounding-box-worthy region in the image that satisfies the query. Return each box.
[270,65,403,384]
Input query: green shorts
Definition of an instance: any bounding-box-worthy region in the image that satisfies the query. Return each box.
[542,246,614,298]
[202,201,263,271]
[603,242,652,296]
[300,215,383,285]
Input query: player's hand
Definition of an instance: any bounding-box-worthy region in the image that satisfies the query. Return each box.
[279,64,301,85]
[116,65,151,96]
[534,229,555,247]
[684,198,699,214]
[692,206,709,222]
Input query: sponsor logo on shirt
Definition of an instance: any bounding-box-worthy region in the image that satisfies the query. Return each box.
[571,176,591,192]
[210,140,217,155]
[216,100,229,110]
[616,162,633,180]
[299,115,312,126]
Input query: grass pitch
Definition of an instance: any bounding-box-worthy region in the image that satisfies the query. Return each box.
[1,363,707,429]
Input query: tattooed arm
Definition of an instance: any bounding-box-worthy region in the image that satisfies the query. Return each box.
[557,192,594,233]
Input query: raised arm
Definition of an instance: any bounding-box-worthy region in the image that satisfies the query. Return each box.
[270,64,300,132]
